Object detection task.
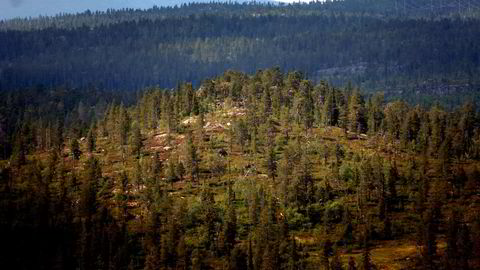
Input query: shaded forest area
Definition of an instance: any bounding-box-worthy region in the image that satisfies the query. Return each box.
[1,1,480,107]
[1,69,480,269]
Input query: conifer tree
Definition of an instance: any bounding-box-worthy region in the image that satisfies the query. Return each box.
[322,87,338,127]
[87,127,96,153]
[361,234,374,270]
[185,131,200,182]
[70,138,81,160]
[445,210,459,269]
[265,143,277,181]
[348,90,366,134]
[262,86,273,119]
[53,119,64,150]
[386,162,399,211]
[235,118,249,152]
[299,80,315,131]
[119,105,130,146]
[250,127,258,154]
[176,161,186,181]
[130,123,142,158]
[201,188,217,251]
[166,158,178,189]
[224,196,237,256]
[428,106,446,156]
[176,235,189,270]
[294,152,314,208]
[417,206,440,270]
[11,136,26,166]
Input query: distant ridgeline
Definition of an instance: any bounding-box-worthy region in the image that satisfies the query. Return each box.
[0,0,480,106]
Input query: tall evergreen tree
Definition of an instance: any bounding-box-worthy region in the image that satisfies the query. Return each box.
[70,138,81,160]
[185,131,200,182]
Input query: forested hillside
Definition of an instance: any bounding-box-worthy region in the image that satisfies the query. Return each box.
[1,69,480,269]
[1,1,480,107]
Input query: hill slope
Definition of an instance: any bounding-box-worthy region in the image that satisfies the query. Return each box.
[1,68,480,269]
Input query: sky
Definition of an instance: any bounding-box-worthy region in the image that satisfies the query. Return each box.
[0,0,312,20]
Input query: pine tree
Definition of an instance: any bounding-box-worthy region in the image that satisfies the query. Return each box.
[386,162,399,211]
[144,216,161,270]
[176,161,186,181]
[235,118,249,152]
[201,188,217,251]
[348,90,366,134]
[152,152,162,181]
[117,171,130,227]
[166,158,178,189]
[119,105,130,146]
[130,123,142,158]
[294,152,314,208]
[265,143,277,181]
[299,80,315,131]
[247,238,254,270]
[322,87,338,127]
[361,234,374,270]
[445,210,459,269]
[197,109,205,140]
[185,131,200,182]
[428,106,446,156]
[366,93,384,135]
[250,127,258,154]
[224,189,237,255]
[70,138,81,160]
[53,119,64,150]
[417,206,440,270]
[262,86,273,119]
[87,127,96,153]
[11,136,26,166]
[176,235,189,270]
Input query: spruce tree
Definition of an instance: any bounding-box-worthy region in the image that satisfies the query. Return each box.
[361,234,374,270]
[185,131,200,182]
[87,127,96,153]
[445,210,459,269]
[130,123,142,158]
[265,143,277,181]
[70,138,81,160]
[224,190,237,255]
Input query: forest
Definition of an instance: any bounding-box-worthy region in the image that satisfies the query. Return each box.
[1,68,479,269]
[2,1,480,269]
[1,1,480,107]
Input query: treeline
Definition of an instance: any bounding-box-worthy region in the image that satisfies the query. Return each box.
[2,69,480,269]
[2,0,479,31]
[1,2,480,103]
